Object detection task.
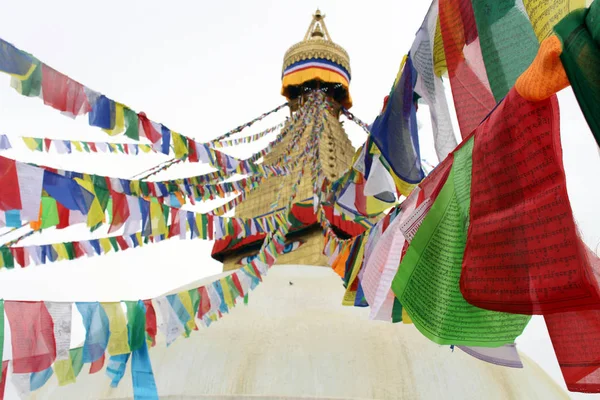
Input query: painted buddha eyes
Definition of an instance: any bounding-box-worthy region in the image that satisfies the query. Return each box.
[237,240,304,265]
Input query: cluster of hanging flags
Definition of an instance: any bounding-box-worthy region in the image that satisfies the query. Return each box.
[0,98,330,270]
[0,0,599,397]
[0,122,288,156]
[0,135,156,156]
[0,38,294,174]
[314,0,600,394]
[0,224,291,399]
[0,84,316,398]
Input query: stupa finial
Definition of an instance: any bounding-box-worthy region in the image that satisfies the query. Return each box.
[303,8,332,41]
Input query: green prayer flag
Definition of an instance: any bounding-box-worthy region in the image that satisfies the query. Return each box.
[82,142,90,153]
[453,137,474,223]
[554,3,600,148]
[201,214,208,239]
[94,186,110,214]
[125,301,146,352]
[225,275,240,300]
[108,237,119,252]
[162,204,169,226]
[12,57,41,97]
[391,150,531,347]
[123,107,139,141]
[188,289,200,318]
[0,248,14,270]
[244,293,249,305]
[54,359,76,386]
[107,198,113,225]
[64,242,76,260]
[391,297,403,323]
[472,0,540,101]
[69,347,84,377]
[41,197,59,229]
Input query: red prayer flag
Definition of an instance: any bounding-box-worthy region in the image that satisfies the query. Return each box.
[41,65,90,116]
[0,157,22,211]
[138,112,161,143]
[10,247,27,268]
[115,236,129,251]
[543,245,600,393]
[188,138,199,162]
[56,202,70,230]
[439,0,496,138]
[73,241,85,259]
[143,299,157,347]
[108,191,130,234]
[89,352,105,374]
[251,262,263,282]
[207,215,214,240]
[198,287,211,319]
[0,361,8,400]
[461,89,600,314]
[232,273,244,297]
[4,301,56,373]
[168,208,180,238]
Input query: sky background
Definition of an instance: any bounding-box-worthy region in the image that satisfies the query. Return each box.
[0,0,598,398]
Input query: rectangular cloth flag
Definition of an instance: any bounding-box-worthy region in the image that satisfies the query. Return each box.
[368,56,425,196]
[391,148,531,347]
[460,88,600,314]
[554,3,600,149]
[4,302,56,373]
[410,0,458,162]
[438,0,496,138]
[471,0,539,102]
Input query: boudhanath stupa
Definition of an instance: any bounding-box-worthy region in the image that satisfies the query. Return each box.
[31,9,570,400]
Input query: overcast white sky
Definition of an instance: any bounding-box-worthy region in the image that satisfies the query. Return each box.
[0,1,598,398]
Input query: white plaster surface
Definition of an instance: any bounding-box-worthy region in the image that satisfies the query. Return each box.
[32,265,568,400]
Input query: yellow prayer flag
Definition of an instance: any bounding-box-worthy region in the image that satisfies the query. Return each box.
[54,359,76,386]
[74,178,104,228]
[522,0,585,42]
[54,243,69,261]
[150,199,167,237]
[102,103,125,136]
[172,132,188,159]
[130,180,140,196]
[195,214,204,238]
[402,308,413,324]
[433,17,447,77]
[99,238,112,254]
[72,141,83,152]
[101,302,131,356]
[22,137,41,151]
[178,291,198,331]
[220,278,234,309]
[139,144,152,153]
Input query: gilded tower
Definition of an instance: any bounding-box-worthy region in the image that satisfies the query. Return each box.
[213,10,359,271]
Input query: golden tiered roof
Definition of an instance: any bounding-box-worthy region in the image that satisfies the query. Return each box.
[282,9,351,75]
[281,9,353,109]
